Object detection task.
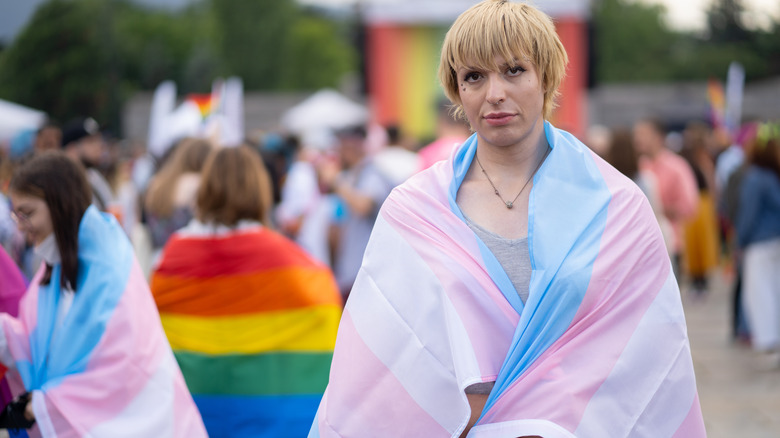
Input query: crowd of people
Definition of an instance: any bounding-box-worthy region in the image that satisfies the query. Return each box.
[0,0,778,436]
[589,116,780,359]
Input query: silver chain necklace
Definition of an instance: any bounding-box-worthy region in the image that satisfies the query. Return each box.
[474,146,550,209]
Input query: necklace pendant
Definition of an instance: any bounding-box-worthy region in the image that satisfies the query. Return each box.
[505,201,513,209]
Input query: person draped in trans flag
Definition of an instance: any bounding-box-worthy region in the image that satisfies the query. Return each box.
[309,1,706,437]
[0,152,206,437]
[151,146,342,438]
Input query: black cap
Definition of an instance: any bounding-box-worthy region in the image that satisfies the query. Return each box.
[61,117,99,148]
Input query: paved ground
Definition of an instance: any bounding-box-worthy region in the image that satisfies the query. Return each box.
[684,267,780,437]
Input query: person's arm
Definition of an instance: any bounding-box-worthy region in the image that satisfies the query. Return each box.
[460,393,488,438]
[735,171,760,247]
[320,163,388,219]
[24,397,35,421]
[331,180,376,218]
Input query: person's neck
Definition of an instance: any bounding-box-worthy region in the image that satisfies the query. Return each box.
[34,233,61,266]
[646,145,665,160]
[475,123,548,181]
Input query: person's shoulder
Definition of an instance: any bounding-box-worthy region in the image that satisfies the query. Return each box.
[749,166,780,186]
[662,149,692,168]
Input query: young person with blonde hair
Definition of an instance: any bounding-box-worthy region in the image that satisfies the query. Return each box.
[309,1,705,437]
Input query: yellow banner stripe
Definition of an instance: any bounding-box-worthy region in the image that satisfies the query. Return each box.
[161,305,341,355]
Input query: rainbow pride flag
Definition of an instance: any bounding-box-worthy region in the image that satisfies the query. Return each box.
[151,222,342,438]
[186,93,216,119]
[310,122,705,437]
[0,207,206,437]
[707,78,726,131]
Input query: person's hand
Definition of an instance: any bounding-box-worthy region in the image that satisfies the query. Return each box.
[280,216,304,237]
[24,400,34,421]
[317,159,342,191]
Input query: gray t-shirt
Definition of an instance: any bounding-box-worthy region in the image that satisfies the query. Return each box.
[462,214,532,395]
[463,214,532,304]
[335,160,394,292]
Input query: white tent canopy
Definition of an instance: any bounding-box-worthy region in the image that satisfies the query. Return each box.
[0,98,46,143]
[280,89,368,136]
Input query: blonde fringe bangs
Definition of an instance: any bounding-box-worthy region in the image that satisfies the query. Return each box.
[438,0,568,120]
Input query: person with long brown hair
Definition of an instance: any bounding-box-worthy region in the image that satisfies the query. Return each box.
[0,152,206,435]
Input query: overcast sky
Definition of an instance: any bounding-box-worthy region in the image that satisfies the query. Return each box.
[2,0,779,44]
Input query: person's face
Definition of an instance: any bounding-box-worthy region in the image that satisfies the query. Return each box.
[457,54,545,150]
[632,122,661,157]
[9,191,53,246]
[338,136,365,168]
[35,127,62,154]
[78,134,104,166]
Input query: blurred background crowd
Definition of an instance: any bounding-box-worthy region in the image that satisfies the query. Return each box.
[0,0,779,436]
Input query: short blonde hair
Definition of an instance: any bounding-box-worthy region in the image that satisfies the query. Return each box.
[438,0,568,120]
[197,146,273,227]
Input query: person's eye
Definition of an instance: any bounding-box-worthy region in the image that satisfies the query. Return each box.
[463,71,482,83]
[507,65,526,76]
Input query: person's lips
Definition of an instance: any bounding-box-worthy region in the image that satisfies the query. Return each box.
[484,112,515,126]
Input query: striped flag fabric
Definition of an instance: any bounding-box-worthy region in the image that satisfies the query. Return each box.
[0,206,207,437]
[0,247,26,407]
[151,221,342,437]
[309,122,706,437]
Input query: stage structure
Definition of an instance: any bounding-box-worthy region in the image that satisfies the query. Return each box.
[363,0,590,140]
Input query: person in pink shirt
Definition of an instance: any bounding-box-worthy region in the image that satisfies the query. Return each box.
[633,118,699,280]
[417,101,472,171]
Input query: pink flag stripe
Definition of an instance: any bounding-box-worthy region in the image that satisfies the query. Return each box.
[323,311,452,436]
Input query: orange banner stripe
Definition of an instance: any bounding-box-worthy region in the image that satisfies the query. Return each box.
[152,267,341,317]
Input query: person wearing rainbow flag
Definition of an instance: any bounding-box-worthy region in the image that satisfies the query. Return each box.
[151,146,342,437]
[308,1,705,437]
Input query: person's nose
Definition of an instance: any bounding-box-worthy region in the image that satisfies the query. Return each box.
[14,218,30,234]
[485,73,506,106]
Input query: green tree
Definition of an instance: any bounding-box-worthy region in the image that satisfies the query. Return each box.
[0,0,113,123]
[210,0,356,90]
[592,0,677,82]
[706,0,752,43]
[591,0,780,83]
[280,14,356,90]
[0,0,358,133]
[211,0,298,90]
[0,0,221,128]
[115,2,219,92]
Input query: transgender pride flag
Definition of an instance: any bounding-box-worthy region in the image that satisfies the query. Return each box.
[151,222,342,438]
[0,207,206,437]
[310,122,706,437]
